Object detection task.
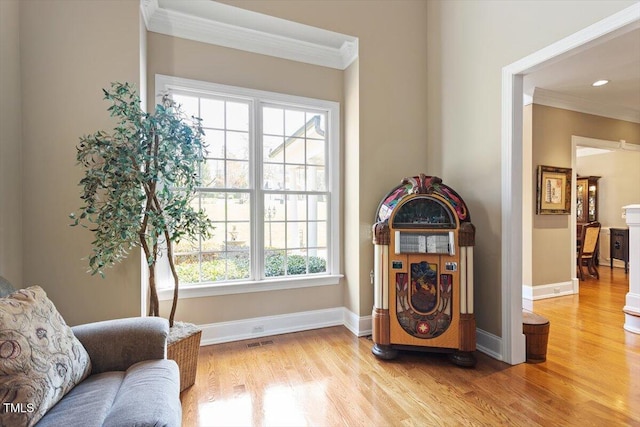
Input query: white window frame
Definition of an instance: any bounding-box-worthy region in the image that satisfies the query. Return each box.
[153,74,342,300]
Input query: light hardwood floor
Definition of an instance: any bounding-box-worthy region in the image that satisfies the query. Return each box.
[180,267,639,426]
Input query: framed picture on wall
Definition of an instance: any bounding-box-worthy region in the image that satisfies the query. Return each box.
[536,165,572,215]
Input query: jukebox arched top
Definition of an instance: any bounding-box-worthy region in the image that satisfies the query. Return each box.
[375,175,471,225]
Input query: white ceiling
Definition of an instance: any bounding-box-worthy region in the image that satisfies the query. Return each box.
[524,26,640,123]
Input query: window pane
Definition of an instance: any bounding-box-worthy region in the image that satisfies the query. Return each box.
[227,252,250,279]
[308,249,327,274]
[287,222,306,249]
[226,102,249,131]
[264,194,285,220]
[285,165,305,191]
[227,222,250,250]
[263,107,283,135]
[264,163,284,190]
[286,194,306,221]
[205,129,224,158]
[175,253,200,284]
[308,195,327,221]
[264,250,284,277]
[200,98,224,129]
[307,166,326,191]
[202,193,225,251]
[227,131,249,160]
[174,239,198,254]
[227,193,250,221]
[286,251,307,275]
[202,159,224,187]
[264,136,284,162]
[285,110,305,137]
[309,221,327,247]
[227,160,249,188]
[285,138,305,164]
[265,222,285,249]
[306,139,325,165]
[201,253,222,282]
[172,94,199,119]
[201,231,223,253]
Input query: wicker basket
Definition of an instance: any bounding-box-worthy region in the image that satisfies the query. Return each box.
[167,328,202,392]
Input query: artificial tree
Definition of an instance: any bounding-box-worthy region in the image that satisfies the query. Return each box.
[71,82,212,327]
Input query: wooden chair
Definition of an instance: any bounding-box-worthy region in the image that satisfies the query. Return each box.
[577,221,601,280]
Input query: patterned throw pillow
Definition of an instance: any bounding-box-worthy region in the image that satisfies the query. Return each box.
[0,286,92,427]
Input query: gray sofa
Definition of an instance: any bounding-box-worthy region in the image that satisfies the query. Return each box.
[0,280,181,427]
[36,317,182,427]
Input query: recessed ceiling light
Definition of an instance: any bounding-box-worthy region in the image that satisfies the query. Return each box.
[592,80,609,87]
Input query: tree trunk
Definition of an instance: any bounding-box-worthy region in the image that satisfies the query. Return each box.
[165,234,179,328]
[140,229,159,318]
[148,261,159,317]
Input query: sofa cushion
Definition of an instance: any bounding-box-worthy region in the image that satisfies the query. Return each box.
[103,359,182,427]
[35,371,125,427]
[0,286,92,427]
[36,360,181,427]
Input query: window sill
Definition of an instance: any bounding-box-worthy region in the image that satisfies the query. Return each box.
[157,274,343,301]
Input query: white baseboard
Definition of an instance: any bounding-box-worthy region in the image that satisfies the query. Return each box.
[476,328,502,361]
[343,309,372,337]
[523,280,576,301]
[200,307,369,346]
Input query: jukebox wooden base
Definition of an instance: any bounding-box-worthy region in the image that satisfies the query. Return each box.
[372,346,476,367]
[371,175,477,368]
[371,344,399,360]
[371,308,477,367]
[371,307,399,360]
[448,351,477,367]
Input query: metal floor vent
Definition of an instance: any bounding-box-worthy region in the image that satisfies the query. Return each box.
[246,340,274,348]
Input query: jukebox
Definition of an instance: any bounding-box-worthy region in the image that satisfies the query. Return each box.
[371,174,476,366]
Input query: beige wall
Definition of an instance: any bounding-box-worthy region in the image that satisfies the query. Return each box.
[0,0,23,287]
[531,104,640,285]
[578,150,640,228]
[427,0,636,335]
[577,150,640,230]
[18,0,143,325]
[146,33,344,104]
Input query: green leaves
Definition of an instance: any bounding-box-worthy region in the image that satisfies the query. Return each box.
[71,82,213,279]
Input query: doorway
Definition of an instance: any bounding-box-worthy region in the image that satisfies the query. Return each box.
[501,4,640,364]
[573,136,638,284]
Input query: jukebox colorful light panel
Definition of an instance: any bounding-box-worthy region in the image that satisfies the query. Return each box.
[372,175,476,366]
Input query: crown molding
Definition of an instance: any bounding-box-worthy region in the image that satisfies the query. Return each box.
[533,87,640,123]
[140,0,358,70]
